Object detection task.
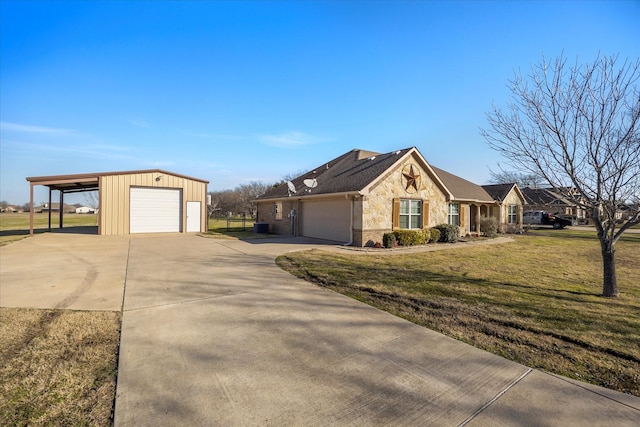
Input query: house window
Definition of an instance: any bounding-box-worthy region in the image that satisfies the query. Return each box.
[399,199,422,229]
[275,202,283,220]
[448,203,460,225]
[508,205,518,224]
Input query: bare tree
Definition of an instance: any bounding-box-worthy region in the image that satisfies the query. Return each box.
[236,181,271,216]
[207,192,219,218]
[481,54,640,297]
[488,167,544,188]
[83,191,99,211]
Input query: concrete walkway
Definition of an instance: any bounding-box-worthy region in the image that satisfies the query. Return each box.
[1,233,639,425]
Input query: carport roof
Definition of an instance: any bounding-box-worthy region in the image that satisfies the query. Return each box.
[26,169,209,192]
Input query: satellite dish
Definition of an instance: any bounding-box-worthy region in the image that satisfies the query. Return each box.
[286,181,296,195]
[303,178,318,189]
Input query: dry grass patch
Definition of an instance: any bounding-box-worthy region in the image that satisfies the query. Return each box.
[0,308,120,426]
[277,230,640,396]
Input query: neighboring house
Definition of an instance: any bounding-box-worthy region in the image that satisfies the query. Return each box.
[482,183,526,233]
[255,147,523,246]
[521,187,588,221]
[2,205,20,213]
[75,206,95,214]
[34,203,76,213]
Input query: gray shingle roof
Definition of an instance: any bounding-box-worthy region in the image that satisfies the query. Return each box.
[521,187,572,206]
[482,183,517,202]
[257,147,496,204]
[257,148,413,199]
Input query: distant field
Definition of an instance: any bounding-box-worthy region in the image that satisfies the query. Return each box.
[0,213,258,245]
[0,212,97,230]
[0,212,97,246]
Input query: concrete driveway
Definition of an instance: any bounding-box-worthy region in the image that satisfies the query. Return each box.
[1,233,639,425]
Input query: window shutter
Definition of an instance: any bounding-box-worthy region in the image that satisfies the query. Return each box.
[460,203,465,227]
[422,201,429,228]
[392,198,400,229]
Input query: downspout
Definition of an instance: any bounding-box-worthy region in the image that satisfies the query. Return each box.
[343,193,355,246]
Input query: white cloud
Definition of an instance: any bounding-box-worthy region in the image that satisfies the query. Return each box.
[0,121,76,135]
[0,140,134,161]
[257,131,317,148]
[129,118,151,128]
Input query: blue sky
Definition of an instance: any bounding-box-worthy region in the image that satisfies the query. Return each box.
[1,1,638,205]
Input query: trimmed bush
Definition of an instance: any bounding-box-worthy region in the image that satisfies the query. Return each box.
[428,227,441,243]
[421,228,431,244]
[382,232,397,248]
[434,223,459,243]
[480,216,499,238]
[393,230,424,246]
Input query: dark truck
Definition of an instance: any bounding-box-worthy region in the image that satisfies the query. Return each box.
[523,210,572,229]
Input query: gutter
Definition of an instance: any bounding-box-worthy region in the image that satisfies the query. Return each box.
[255,191,362,202]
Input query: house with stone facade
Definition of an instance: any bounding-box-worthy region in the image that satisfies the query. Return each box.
[482,183,526,233]
[255,147,524,246]
[521,187,588,222]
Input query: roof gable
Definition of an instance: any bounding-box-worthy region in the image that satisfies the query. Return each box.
[431,166,494,203]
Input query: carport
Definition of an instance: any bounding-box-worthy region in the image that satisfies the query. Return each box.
[26,169,209,236]
[26,173,99,235]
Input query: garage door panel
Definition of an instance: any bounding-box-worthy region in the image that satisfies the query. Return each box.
[130,188,181,233]
[300,199,350,243]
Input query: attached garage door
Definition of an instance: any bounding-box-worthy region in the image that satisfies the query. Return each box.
[300,199,351,243]
[130,187,181,233]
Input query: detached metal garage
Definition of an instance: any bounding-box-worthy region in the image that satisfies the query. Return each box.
[26,169,209,236]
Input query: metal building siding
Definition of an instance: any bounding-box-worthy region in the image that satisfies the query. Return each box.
[98,171,207,235]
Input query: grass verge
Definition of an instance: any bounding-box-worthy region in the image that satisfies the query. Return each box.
[276,230,640,396]
[0,308,120,426]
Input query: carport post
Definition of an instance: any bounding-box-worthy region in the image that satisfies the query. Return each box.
[59,190,64,229]
[29,183,34,236]
[48,187,52,231]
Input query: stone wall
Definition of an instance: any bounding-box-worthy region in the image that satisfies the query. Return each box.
[357,156,448,246]
[499,189,523,233]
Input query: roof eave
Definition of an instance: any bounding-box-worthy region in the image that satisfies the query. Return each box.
[256,190,362,202]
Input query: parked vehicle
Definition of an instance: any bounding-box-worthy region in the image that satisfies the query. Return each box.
[523,210,572,229]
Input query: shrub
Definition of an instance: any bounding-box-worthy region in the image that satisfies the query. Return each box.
[421,228,431,244]
[479,216,499,238]
[393,230,424,246]
[382,232,397,248]
[434,223,459,243]
[428,228,441,243]
[503,223,521,234]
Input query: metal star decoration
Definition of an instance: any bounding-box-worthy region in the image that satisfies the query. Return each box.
[403,164,420,192]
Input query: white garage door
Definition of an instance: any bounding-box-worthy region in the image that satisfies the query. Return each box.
[300,199,351,243]
[130,188,181,233]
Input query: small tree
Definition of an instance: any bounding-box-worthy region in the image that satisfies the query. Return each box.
[482,54,640,297]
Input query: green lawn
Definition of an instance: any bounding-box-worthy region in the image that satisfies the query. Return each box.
[277,229,640,396]
[0,212,98,246]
